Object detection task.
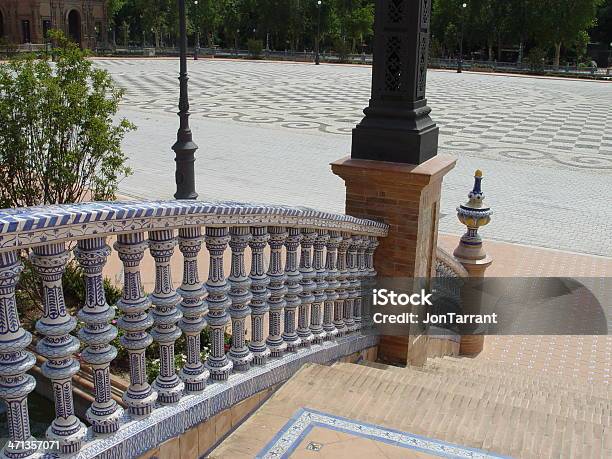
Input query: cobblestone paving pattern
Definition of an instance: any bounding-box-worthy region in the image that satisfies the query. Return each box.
[95,59,612,257]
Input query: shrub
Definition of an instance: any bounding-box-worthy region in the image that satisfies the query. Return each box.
[0,37,18,59]
[0,30,134,208]
[525,47,546,73]
[2,31,134,359]
[333,38,351,63]
[247,38,264,57]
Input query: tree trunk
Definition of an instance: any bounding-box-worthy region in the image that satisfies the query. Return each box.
[554,42,561,68]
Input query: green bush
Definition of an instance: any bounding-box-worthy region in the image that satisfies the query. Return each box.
[0,30,134,208]
[145,332,213,382]
[333,38,352,63]
[0,38,18,59]
[525,47,546,73]
[247,38,264,57]
[2,31,134,354]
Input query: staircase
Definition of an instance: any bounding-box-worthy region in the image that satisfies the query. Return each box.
[211,353,611,458]
[321,358,610,458]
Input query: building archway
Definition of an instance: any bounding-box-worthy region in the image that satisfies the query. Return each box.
[67,9,81,45]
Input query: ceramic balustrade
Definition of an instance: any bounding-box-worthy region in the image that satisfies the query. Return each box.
[0,200,386,455]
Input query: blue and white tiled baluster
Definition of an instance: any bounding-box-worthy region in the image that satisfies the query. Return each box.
[228,227,254,372]
[149,230,184,404]
[354,236,368,331]
[297,229,316,347]
[364,236,380,329]
[266,227,288,357]
[204,227,233,381]
[74,237,123,434]
[177,227,209,393]
[248,227,271,365]
[0,251,38,459]
[31,243,87,454]
[114,233,158,416]
[344,236,359,333]
[310,231,329,344]
[282,228,302,352]
[323,231,342,340]
[334,233,351,336]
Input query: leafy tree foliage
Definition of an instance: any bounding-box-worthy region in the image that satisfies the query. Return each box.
[431,0,603,64]
[0,31,133,208]
[109,0,606,65]
[531,0,602,66]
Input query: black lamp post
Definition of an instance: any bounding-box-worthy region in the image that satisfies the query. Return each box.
[457,2,467,73]
[172,0,198,200]
[194,0,200,60]
[351,0,439,164]
[315,0,322,65]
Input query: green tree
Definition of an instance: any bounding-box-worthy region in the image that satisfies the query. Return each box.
[532,0,601,67]
[0,31,134,207]
[108,0,129,45]
[344,3,374,53]
[591,0,612,45]
[191,0,223,47]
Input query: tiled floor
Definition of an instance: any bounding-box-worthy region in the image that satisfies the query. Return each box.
[437,233,612,277]
[439,232,611,386]
[290,427,434,459]
[256,409,503,459]
[97,59,612,256]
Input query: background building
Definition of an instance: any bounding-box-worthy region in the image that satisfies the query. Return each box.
[0,0,108,48]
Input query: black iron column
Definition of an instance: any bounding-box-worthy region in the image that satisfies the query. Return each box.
[351,0,438,164]
[315,0,322,65]
[457,2,467,73]
[194,0,200,60]
[173,0,198,199]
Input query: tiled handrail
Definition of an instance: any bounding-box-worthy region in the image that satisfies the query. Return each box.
[0,200,387,457]
[0,200,387,248]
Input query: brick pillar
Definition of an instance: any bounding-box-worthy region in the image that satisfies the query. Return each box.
[332,155,456,365]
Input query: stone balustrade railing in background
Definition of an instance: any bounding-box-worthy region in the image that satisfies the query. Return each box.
[0,200,387,458]
[435,247,468,279]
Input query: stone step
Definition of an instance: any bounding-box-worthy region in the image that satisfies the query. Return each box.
[278,363,610,459]
[427,356,610,398]
[419,365,610,406]
[438,354,610,381]
[359,360,611,406]
[332,362,611,425]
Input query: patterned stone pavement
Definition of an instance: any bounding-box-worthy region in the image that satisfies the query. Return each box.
[95,58,612,257]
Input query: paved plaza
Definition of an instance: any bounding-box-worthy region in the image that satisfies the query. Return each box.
[95,58,612,257]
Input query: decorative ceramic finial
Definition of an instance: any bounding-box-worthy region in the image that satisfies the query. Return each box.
[454,170,492,263]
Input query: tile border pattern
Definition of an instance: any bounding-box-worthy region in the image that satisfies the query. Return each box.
[258,408,512,459]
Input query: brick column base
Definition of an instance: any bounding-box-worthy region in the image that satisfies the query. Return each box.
[331,155,456,366]
[456,259,493,356]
